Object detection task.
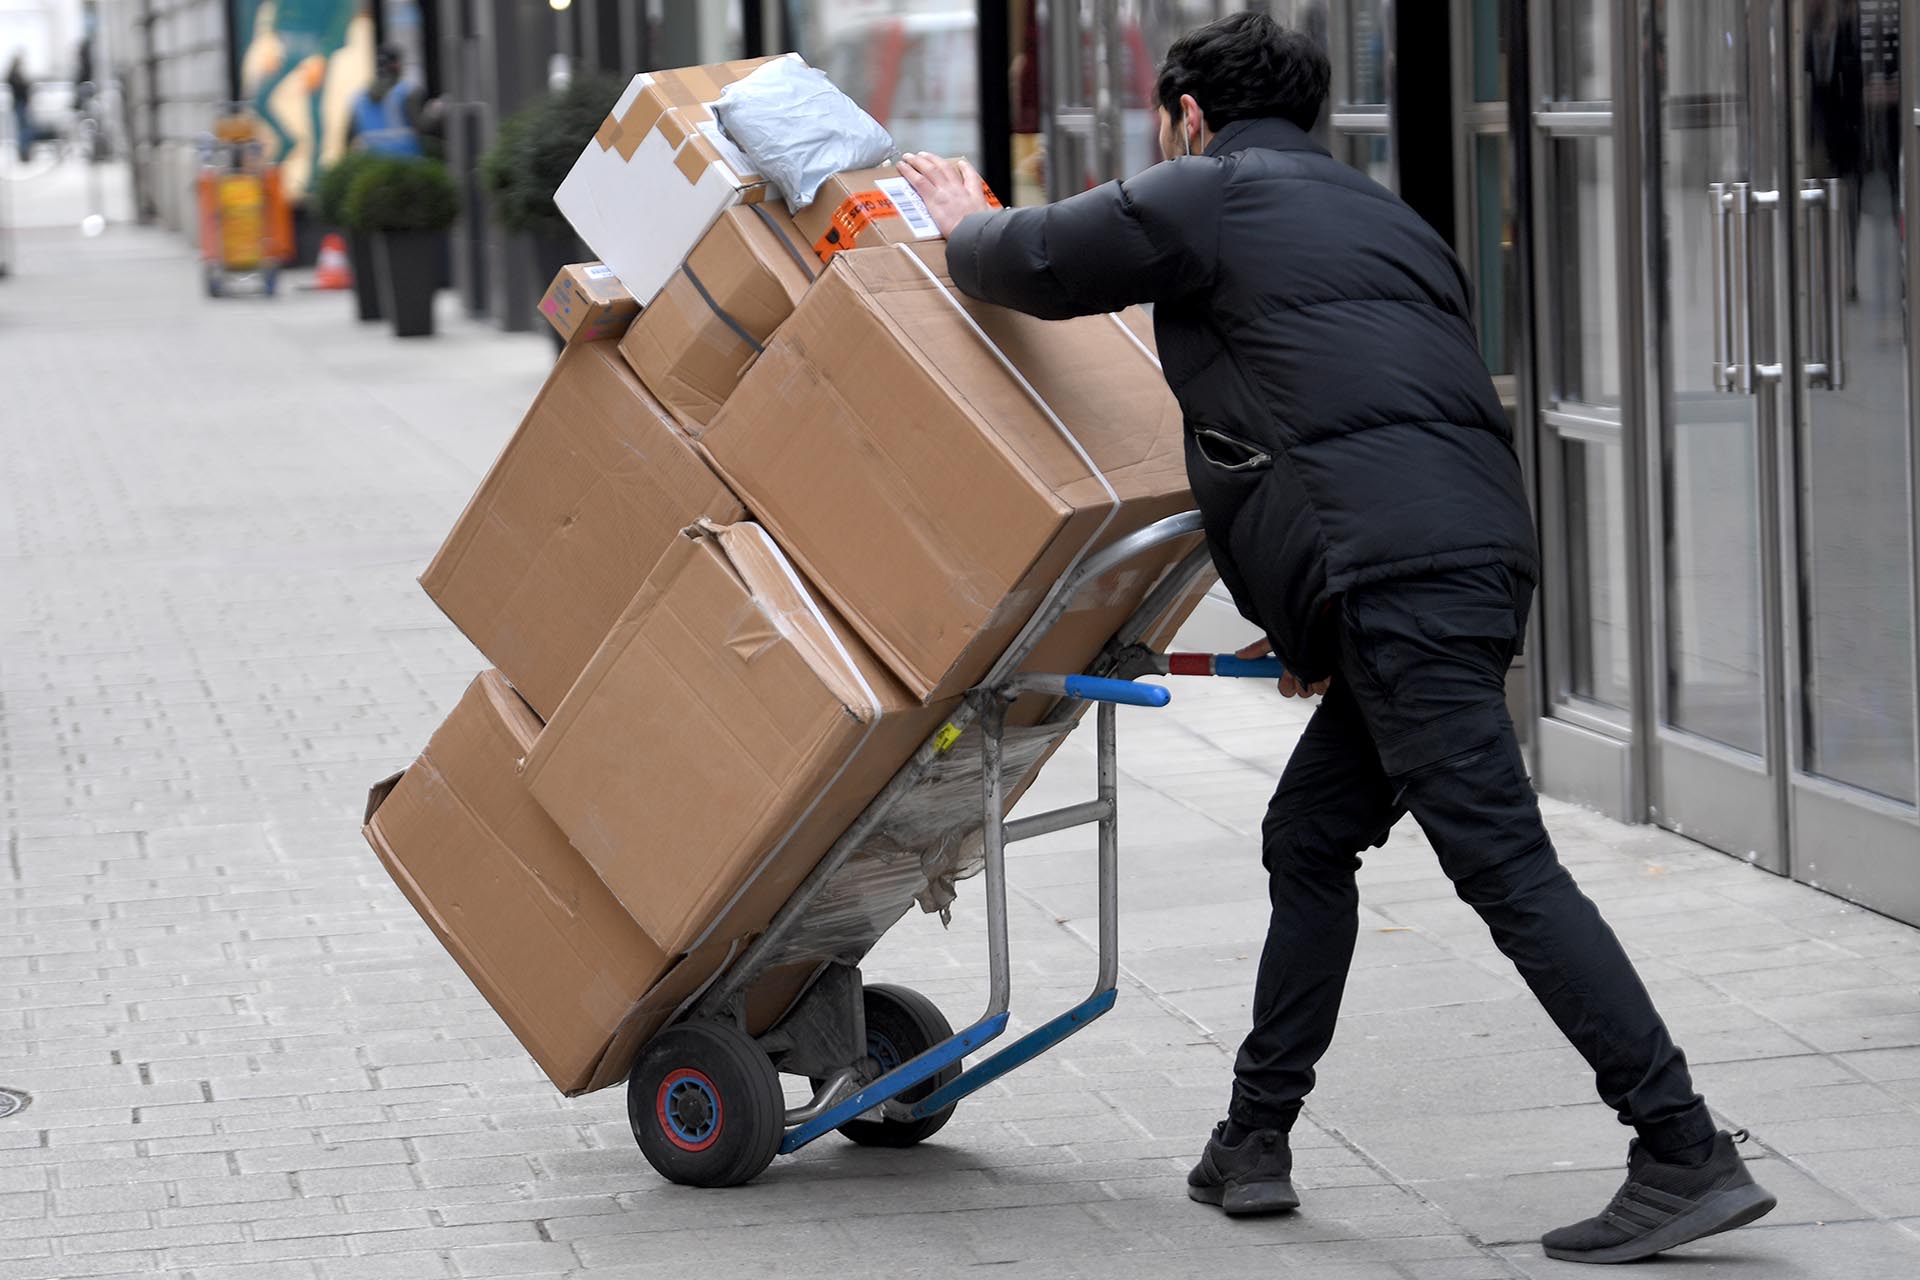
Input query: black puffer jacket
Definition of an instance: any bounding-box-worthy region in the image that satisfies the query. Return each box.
[947,117,1538,680]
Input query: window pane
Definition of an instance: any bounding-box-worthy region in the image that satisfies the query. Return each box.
[795,1,979,159]
[1473,0,1508,102]
[1343,130,1391,186]
[1796,0,1917,803]
[1548,136,1621,406]
[1473,131,1516,375]
[1660,0,1766,756]
[1565,439,1632,709]
[1345,0,1390,105]
[1552,0,1612,101]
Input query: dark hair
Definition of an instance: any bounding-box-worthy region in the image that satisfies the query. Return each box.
[1155,12,1330,134]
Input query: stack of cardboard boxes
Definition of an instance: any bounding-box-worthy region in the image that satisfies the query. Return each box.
[363,56,1208,1097]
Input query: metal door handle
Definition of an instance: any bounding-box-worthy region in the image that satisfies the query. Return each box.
[1800,178,1847,389]
[1732,184,1783,394]
[1710,182,1732,390]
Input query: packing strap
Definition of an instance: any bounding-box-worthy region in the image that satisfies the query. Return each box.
[680,262,765,354]
[1107,312,1162,371]
[750,203,820,280]
[892,243,1121,591]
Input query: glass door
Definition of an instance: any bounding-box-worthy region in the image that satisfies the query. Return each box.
[1649,0,1920,914]
[1783,0,1920,914]
[1647,0,1788,868]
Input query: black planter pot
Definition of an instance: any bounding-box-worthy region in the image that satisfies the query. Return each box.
[346,231,382,322]
[373,229,445,338]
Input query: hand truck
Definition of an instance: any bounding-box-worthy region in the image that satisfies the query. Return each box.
[624,510,1286,1187]
[195,109,288,299]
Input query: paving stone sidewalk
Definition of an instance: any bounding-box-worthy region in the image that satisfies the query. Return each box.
[5,220,1920,1279]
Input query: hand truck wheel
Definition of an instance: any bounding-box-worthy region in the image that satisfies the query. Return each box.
[815,984,961,1148]
[629,1021,782,1187]
[204,264,224,298]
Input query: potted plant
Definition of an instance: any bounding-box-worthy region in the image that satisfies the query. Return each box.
[481,75,623,342]
[346,156,459,338]
[315,149,383,321]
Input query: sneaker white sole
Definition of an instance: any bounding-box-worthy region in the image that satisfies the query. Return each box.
[1542,1182,1778,1264]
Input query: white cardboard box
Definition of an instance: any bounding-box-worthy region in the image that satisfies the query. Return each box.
[553,55,795,305]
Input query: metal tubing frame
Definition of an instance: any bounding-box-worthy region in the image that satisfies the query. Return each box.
[691,510,1205,1021]
[685,512,1212,1151]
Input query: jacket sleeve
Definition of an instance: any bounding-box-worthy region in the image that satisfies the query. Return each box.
[945,158,1224,320]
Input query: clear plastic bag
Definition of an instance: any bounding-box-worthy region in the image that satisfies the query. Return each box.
[712,57,895,213]
[765,723,1075,966]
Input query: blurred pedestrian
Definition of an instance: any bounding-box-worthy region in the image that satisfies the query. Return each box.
[348,44,422,157]
[7,52,31,162]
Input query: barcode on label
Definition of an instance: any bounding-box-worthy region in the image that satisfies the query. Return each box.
[874,177,941,239]
[584,264,617,280]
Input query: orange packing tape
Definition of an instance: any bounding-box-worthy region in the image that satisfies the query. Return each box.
[810,181,1003,262]
[812,190,899,260]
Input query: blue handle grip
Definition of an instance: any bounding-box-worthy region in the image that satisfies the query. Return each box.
[1211,656,1286,679]
[1063,675,1171,708]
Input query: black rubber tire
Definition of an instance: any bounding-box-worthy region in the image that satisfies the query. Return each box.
[205,265,223,298]
[833,984,961,1148]
[629,1022,783,1187]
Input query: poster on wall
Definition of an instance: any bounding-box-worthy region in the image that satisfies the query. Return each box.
[233,0,375,200]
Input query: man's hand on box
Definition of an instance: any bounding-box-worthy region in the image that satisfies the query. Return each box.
[899,152,994,238]
[1235,637,1329,699]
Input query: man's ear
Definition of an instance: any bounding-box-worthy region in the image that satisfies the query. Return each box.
[1181,93,1205,146]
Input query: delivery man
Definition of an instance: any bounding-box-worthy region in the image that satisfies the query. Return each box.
[899,12,1774,1265]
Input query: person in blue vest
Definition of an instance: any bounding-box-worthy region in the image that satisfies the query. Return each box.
[348,45,421,157]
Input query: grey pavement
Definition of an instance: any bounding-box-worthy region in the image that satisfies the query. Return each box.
[5,211,1920,1279]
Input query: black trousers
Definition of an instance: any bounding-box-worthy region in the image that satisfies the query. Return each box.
[1228,565,1716,1156]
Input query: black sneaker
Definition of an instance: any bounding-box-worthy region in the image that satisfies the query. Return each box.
[1542,1130,1777,1264]
[1186,1122,1300,1216]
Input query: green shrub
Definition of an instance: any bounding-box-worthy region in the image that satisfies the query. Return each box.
[481,74,624,238]
[344,156,459,233]
[314,149,379,228]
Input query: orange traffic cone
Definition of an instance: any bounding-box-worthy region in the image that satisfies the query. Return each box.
[314,233,353,290]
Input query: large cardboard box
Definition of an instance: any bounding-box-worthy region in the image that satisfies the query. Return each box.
[795,163,997,261]
[421,341,746,720]
[539,263,640,346]
[521,522,956,956]
[554,56,789,305]
[694,244,1194,703]
[364,672,824,1095]
[617,205,817,428]
[363,671,677,1095]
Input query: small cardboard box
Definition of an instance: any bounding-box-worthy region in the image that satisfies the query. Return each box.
[521,522,955,956]
[363,670,677,1095]
[421,341,746,720]
[794,163,996,261]
[539,263,640,345]
[618,205,818,428]
[695,244,1192,704]
[554,56,790,305]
